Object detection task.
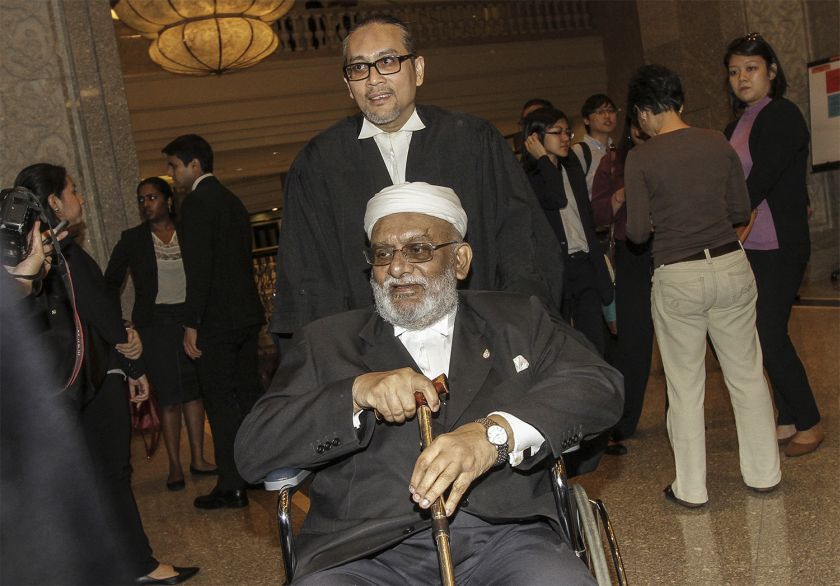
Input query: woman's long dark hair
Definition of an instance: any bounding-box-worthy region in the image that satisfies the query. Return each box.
[14,163,67,228]
[520,107,569,173]
[724,33,787,114]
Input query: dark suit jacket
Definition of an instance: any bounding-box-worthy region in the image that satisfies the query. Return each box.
[527,156,614,305]
[270,105,565,335]
[724,98,810,263]
[104,222,162,328]
[178,176,264,338]
[235,291,623,578]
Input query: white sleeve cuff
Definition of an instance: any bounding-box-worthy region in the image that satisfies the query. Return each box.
[489,411,545,467]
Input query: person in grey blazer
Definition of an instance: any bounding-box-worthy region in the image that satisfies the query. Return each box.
[236,182,622,584]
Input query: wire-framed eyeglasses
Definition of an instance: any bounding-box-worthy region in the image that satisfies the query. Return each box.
[363,241,460,266]
[343,54,415,81]
[545,128,574,139]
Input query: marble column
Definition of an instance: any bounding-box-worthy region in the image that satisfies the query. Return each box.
[632,0,839,283]
[0,0,140,268]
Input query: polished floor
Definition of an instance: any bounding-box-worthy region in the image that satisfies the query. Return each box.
[133,301,839,585]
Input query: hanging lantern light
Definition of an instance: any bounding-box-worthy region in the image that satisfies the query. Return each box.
[113,0,293,75]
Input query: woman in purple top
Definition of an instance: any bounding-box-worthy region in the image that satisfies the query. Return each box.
[724,33,823,457]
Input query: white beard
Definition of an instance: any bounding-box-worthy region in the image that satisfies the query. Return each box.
[371,266,458,330]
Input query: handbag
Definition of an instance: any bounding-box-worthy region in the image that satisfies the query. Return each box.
[130,387,161,460]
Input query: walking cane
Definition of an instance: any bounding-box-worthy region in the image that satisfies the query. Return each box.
[417,374,456,586]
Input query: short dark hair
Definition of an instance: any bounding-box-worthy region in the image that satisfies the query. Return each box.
[520,98,554,118]
[626,65,684,127]
[723,33,787,113]
[162,134,214,173]
[520,107,569,173]
[13,163,68,227]
[581,93,616,122]
[342,15,415,62]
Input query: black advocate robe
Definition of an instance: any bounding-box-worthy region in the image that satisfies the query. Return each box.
[236,291,623,578]
[270,105,565,335]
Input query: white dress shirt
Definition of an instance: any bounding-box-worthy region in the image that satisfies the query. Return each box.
[358,109,426,184]
[354,308,545,466]
[191,172,214,192]
[559,166,590,254]
[572,134,613,197]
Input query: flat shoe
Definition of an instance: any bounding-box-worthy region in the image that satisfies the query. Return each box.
[136,566,199,585]
[166,479,185,492]
[189,466,218,476]
[663,485,706,509]
[749,482,780,494]
[777,435,794,447]
[605,443,628,456]
[785,437,824,457]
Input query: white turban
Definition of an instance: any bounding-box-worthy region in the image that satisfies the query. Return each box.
[364,182,468,240]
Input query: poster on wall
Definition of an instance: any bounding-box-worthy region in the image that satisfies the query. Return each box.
[807,56,840,172]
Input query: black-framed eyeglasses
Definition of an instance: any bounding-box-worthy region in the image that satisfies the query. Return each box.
[343,54,415,81]
[363,241,460,266]
[137,194,163,204]
[545,129,574,139]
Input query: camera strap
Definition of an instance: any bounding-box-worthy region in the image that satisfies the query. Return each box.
[52,248,84,391]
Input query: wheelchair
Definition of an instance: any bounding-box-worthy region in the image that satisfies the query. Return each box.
[264,450,626,585]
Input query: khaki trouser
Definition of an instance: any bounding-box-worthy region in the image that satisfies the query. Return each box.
[652,248,780,504]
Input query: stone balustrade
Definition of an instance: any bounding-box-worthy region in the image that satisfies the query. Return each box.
[276,1,593,54]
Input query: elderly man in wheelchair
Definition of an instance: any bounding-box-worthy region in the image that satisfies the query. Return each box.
[235,183,624,585]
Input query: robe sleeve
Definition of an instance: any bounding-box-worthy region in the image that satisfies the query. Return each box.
[270,149,348,335]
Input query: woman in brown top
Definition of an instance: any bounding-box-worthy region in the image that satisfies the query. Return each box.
[624,65,780,508]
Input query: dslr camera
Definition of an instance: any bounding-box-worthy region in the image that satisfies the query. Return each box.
[0,187,47,266]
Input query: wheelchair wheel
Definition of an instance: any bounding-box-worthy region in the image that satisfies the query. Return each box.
[571,484,611,586]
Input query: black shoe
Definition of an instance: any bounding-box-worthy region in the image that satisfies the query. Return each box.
[166,479,186,492]
[194,488,248,509]
[136,566,199,585]
[189,465,218,476]
[605,442,628,456]
[749,482,780,494]
[663,485,706,509]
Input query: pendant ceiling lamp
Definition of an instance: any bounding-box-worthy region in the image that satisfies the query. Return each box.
[113,0,293,75]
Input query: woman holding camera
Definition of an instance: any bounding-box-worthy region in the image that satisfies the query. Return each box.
[14,163,198,585]
[723,33,822,457]
[105,177,216,491]
[624,65,780,508]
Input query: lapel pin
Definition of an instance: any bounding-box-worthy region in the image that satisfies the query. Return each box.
[482,348,490,359]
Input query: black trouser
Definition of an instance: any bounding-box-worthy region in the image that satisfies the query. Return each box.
[611,240,654,441]
[747,249,820,430]
[195,325,265,490]
[562,251,606,356]
[81,373,157,580]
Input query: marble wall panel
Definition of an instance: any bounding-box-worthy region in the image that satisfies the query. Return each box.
[0,0,139,268]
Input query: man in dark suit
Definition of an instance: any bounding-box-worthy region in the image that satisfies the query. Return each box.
[270,15,564,343]
[163,134,265,509]
[236,183,622,583]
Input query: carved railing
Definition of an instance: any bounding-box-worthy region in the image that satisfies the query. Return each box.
[276,1,593,54]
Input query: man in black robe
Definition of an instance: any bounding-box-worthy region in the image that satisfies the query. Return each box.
[270,15,563,338]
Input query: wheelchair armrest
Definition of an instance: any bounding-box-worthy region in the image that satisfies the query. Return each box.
[263,467,312,492]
